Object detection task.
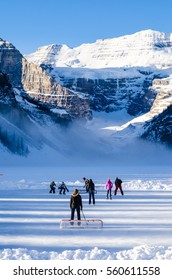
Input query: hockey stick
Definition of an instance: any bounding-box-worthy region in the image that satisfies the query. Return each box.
[81,209,89,225]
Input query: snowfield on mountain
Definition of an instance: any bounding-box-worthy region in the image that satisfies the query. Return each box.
[25,30,172,69]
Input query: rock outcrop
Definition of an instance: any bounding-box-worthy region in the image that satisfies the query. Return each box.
[142,105,172,145]
[150,77,172,115]
[22,59,92,119]
[141,76,172,145]
[0,38,22,87]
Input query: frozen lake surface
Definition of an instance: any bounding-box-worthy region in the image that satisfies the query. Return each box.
[0,172,172,260]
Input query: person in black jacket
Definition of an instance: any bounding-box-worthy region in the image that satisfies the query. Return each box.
[70,189,83,225]
[114,177,124,196]
[83,177,90,192]
[58,182,69,194]
[88,179,95,205]
[49,181,56,193]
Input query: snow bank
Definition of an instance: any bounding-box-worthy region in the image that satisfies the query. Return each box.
[1,245,172,260]
[0,179,171,190]
[124,180,172,190]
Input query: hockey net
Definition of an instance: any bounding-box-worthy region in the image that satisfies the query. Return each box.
[60,219,103,229]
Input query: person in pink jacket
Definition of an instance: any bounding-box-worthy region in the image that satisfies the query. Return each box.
[105,178,113,199]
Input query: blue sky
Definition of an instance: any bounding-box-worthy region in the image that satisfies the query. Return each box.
[0,0,171,54]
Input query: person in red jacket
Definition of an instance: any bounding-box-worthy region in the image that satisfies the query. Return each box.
[114,177,124,196]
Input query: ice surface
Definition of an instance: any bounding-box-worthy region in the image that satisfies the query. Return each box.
[0,167,172,259]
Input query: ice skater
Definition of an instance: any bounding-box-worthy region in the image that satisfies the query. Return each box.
[58,182,69,194]
[114,177,124,196]
[70,189,83,225]
[88,179,95,205]
[105,178,113,199]
[49,181,56,194]
[83,177,90,192]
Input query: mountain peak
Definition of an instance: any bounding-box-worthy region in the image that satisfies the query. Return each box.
[132,29,171,42]
[134,29,163,35]
[26,43,71,66]
[36,43,69,53]
[0,38,16,49]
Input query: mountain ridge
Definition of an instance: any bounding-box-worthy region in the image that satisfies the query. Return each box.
[25,29,172,69]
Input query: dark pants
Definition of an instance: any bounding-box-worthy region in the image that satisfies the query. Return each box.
[59,189,65,194]
[89,190,95,204]
[114,186,124,195]
[49,187,55,193]
[106,189,112,198]
[71,207,81,221]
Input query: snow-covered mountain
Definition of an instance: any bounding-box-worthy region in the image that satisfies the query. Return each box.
[26,30,172,69]
[24,30,172,148]
[1,30,172,162]
[25,30,172,118]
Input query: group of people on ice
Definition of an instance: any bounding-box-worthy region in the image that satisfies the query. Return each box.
[106,177,124,199]
[50,177,124,224]
[69,177,124,223]
[82,177,124,200]
[50,177,124,199]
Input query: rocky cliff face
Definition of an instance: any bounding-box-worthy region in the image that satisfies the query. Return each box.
[142,105,172,145]
[141,76,172,145]
[59,74,159,116]
[22,59,92,119]
[150,77,172,115]
[0,38,22,87]
[0,38,91,120]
